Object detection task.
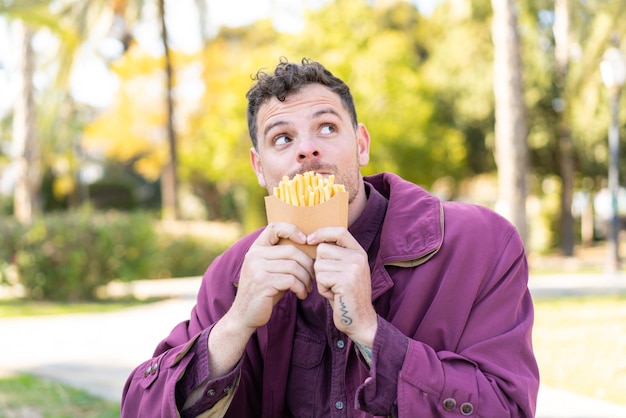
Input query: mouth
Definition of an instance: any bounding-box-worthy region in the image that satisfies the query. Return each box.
[297,164,334,178]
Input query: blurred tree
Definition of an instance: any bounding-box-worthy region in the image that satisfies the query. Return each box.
[283,0,468,188]
[180,22,286,228]
[491,0,529,245]
[565,2,626,179]
[100,0,179,219]
[82,48,171,181]
[193,0,210,45]
[2,0,185,221]
[420,1,496,184]
[157,0,179,220]
[0,0,56,223]
[101,0,500,227]
[12,21,39,224]
[520,0,626,250]
[74,0,626,253]
[554,0,575,255]
[0,0,139,220]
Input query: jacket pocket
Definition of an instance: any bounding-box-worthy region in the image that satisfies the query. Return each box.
[285,332,326,417]
[290,331,325,368]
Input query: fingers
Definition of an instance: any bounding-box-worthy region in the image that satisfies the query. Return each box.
[314,248,365,301]
[263,222,307,247]
[246,244,315,292]
[313,242,369,300]
[268,272,311,300]
[306,227,374,338]
[236,222,314,321]
[249,221,314,285]
[306,226,359,251]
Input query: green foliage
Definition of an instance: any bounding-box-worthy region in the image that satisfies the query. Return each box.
[519,0,626,183]
[152,234,229,279]
[284,0,465,185]
[1,208,156,300]
[7,0,625,251]
[0,209,230,301]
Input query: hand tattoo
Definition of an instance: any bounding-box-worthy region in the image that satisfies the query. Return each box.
[355,341,373,366]
[339,296,353,326]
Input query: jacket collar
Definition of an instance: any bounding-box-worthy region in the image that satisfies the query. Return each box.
[364,172,444,268]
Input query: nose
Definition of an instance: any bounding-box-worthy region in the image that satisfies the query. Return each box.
[296,136,321,162]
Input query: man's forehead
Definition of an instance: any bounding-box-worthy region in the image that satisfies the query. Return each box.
[257,84,346,124]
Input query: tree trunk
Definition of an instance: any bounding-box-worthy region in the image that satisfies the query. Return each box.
[491,0,528,246]
[194,0,210,45]
[554,0,575,256]
[158,0,179,220]
[13,22,40,224]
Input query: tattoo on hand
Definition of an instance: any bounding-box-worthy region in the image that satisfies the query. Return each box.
[339,296,353,326]
[355,341,373,366]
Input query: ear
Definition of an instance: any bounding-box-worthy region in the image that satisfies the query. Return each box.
[250,147,267,188]
[356,123,371,167]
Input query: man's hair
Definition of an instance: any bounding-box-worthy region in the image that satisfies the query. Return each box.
[246,57,358,149]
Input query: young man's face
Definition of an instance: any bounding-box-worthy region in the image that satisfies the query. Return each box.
[250,83,370,204]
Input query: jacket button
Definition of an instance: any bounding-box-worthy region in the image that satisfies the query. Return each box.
[442,398,457,411]
[207,389,216,397]
[335,401,344,410]
[461,402,474,415]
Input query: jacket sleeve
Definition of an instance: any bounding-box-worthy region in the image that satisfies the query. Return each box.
[356,218,539,417]
[120,246,250,418]
[120,324,242,418]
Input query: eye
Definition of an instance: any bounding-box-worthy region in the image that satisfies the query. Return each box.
[320,124,336,135]
[274,135,291,146]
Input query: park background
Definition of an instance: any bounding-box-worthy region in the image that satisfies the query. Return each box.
[1,0,626,416]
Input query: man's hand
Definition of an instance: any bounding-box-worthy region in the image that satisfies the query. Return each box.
[208,222,314,379]
[232,222,315,331]
[307,227,378,348]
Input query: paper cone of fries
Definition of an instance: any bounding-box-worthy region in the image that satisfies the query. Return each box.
[264,172,349,258]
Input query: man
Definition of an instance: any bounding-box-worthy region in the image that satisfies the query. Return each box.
[121,58,539,417]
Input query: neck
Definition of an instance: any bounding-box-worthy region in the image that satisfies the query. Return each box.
[347,179,368,226]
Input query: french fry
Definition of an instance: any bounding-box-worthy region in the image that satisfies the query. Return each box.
[274,171,346,206]
[288,181,298,205]
[323,185,331,201]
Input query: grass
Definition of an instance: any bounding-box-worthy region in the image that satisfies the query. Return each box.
[533,294,626,406]
[0,296,165,318]
[0,373,119,418]
[0,298,161,417]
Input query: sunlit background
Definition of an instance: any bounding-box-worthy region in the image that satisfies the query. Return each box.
[0,0,625,416]
[1,0,623,255]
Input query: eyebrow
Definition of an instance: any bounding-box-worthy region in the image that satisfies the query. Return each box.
[263,120,288,138]
[312,108,342,120]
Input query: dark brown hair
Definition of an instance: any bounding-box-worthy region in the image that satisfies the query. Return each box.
[246,57,358,148]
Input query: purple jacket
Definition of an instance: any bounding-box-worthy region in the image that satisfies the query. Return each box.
[121,172,539,417]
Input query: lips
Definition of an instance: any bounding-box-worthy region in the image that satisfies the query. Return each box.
[296,164,335,177]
